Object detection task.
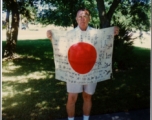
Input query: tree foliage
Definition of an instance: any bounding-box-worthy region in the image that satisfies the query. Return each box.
[36,0,99,27]
[35,0,150,30]
[111,1,150,31]
[18,1,37,22]
[111,1,150,70]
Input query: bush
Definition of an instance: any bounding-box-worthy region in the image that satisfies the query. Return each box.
[112,26,135,70]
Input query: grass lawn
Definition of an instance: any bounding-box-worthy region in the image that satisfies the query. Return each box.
[2,39,150,120]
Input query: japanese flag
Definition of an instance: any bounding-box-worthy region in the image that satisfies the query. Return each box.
[52,27,114,84]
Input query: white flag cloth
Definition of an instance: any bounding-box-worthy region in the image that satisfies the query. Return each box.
[52,27,114,84]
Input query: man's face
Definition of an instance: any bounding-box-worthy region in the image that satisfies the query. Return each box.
[76,10,90,31]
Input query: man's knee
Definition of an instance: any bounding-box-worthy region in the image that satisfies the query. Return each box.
[82,92,92,102]
[67,93,78,104]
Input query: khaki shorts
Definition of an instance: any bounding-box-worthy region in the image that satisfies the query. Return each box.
[66,82,97,95]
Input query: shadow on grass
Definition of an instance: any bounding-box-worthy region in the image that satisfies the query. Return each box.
[92,47,150,115]
[2,40,68,120]
[2,40,150,120]
[2,77,67,120]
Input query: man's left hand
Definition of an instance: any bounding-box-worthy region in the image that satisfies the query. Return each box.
[114,26,119,36]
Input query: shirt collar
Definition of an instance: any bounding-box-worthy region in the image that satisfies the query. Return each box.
[76,26,90,32]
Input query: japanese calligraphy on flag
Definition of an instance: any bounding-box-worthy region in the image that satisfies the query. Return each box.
[52,27,114,84]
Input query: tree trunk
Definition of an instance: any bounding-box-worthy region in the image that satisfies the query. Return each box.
[96,0,110,28]
[3,0,19,59]
[96,0,121,28]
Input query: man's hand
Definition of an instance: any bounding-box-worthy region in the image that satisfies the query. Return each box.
[114,26,119,36]
[46,30,53,40]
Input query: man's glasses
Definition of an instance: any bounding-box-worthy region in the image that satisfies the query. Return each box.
[77,15,89,20]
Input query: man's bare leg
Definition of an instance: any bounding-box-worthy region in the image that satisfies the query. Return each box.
[82,92,92,120]
[66,93,78,118]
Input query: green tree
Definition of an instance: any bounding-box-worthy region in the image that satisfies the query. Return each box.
[2,0,37,59]
[36,0,150,32]
[3,0,20,59]
[111,1,150,70]
[37,0,99,28]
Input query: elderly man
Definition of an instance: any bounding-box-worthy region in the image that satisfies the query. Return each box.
[47,8,119,120]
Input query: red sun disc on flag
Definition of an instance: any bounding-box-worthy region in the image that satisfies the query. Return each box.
[68,42,97,74]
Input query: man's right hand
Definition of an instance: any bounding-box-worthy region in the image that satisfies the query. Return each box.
[46,30,53,40]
